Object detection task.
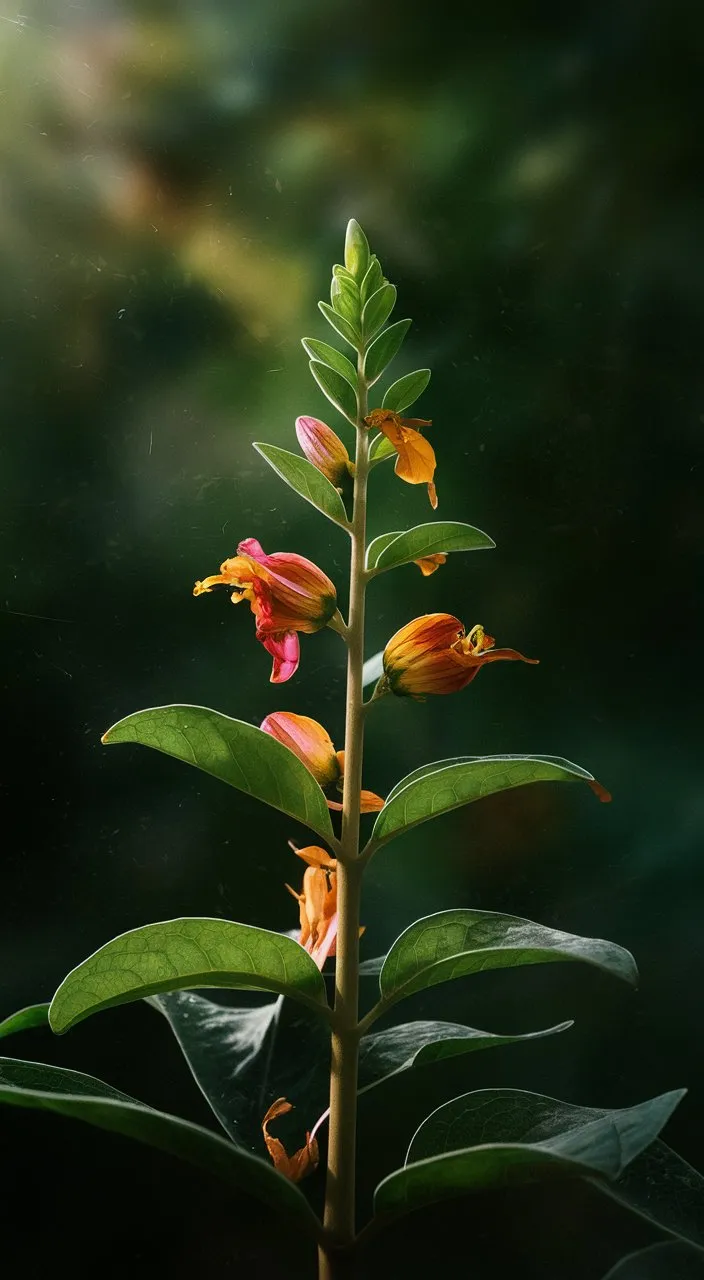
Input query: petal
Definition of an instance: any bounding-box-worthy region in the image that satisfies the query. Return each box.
[359,789,386,813]
[262,1098,319,1182]
[384,613,464,668]
[260,712,340,786]
[293,845,337,871]
[261,631,300,683]
[309,910,338,969]
[414,553,447,576]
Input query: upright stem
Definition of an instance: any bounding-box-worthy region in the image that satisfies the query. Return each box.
[319,355,370,1275]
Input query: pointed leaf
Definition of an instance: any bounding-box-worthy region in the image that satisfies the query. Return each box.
[371,755,607,850]
[330,274,360,327]
[301,337,357,388]
[0,1056,321,1239]
[360,255,384,305]
[309,359,358,426]
[0,1004,50,1038]
[597,1140,704,1253]
[373,908,637,1015]
[368,521,495,573]
[363,320,411,385]
[374,1087,684,1216]
[102,705,335,842]
[253,442,349,528]
[601,1243,704,1279]
[365,533,401,570]
[382,368,431,413]
[49,917,330,1034]
[318,300,360,350]
[361,284,397,341]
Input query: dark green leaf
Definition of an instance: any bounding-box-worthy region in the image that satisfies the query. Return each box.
[597,1140,704,1253]
[382,368,431,413]
[601,1243,704,1278]
[0,1004,50,1038]
[318,300,361,350]
[0,1056,322,1239]
[253,442,349,528]
[363,320,412,385]
[368,521,495,573]
[360,255,384,305]
[371,755,607,850]
[102,705,335,842]
[301,337,357,387]
[361,284,397,341]
[374,1087,684,1216]
[50,917,330,1033]
[368,433,397,464]
[344,219,370,281]
[309,359,358,425]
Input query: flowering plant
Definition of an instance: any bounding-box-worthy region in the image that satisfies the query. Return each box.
[1,223,700,1279]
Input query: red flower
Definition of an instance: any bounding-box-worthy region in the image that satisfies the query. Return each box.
[383,612,538,697]
[260,711,384,812]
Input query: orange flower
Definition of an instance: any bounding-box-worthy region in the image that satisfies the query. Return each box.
[286,845,339,969]
[414,553,447,577]
[365,408,438,509]
[383,612,538,697]
[295,416,354,489]
[194,538,337,683]
[262,1097,319,1182]
[260,711,384,812]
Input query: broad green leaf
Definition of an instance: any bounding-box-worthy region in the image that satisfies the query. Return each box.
[360,255,384,305]
[300,337,357,387]
[363,319,412,385]
[368,433,397,465]
[253,442,349,528]
[382,368,431,413]
[358,1019,573,1092]
[374,1087,684,1216]
[50,917,330,1033]
[0,1003,50,1038]
[368,521,495,573]
[371,755,607,850]
[361,283,397,341]
[309,359,358,425]
[0,1056,321,1239]
[344,219,370,281]
[374,908,637,1014]
[102,704,335,842]
[601,1243,704,1279]
[318,300,360,350]
[597,1140,704,1253]
[330,274,360,327]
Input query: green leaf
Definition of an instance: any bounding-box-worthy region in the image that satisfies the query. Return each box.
[363,319,412,385]
[0,1004,50,1038]
[360,255,384,305]
[0,1056,322,1239]
[102,704,335,842]
[361,284,397,341]
[344,219,370,281]
[309,359,358,426]
[382,368,431,413]
[330,273,360,327]
[253,442,349,528]
[597,1140,704,1253]
[373,908,637,1014]
[318,300,361,350]
[601,1243,704,1279]
[370,755,607,850]
[358,1019,573,1093]
[50,917,330,1034]
[374,1087,685,1217]
[300,337,357,387]
[368,521,495,573]
[368,433,397,465]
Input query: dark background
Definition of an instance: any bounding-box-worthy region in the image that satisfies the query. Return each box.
[1,0,702,1275]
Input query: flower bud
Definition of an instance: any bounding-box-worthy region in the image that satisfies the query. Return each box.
[295,416,352,488]
[344,218,370,281]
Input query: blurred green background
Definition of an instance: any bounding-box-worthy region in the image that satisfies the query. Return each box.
[2,0,703,1275]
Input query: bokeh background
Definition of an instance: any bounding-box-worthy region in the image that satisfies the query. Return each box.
[2,0,703,1275]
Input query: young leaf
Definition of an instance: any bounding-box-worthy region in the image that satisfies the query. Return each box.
[300,337,357,388]
[49,917,330,1034]
[373,1087,685,1216]
[382,368,431,413]
[318,300,361,350]
[361,284,397,342]
[368,433,397,465]
[253,442,349,528]
[330,274,360,327]
[0,1004,50,1039]
[0,1056,322,1239]
[309,359,358,426]
[597,1140,704,1253]
[363,319,412,385]
[360,255,384,305]
[372,907,637,1014]
[370,755,607,850]
[367,521,495,573]
[344,219,370,281]
[102,705,335,842]
[601,1243,704,1279]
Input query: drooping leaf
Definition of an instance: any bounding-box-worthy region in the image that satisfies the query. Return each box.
[301,337,357,388]
[374,1087,684,1217]
[0,1056,322,1239]
[309,359,358,425]
[382,368,431,413]
[360,256,384,306]
[362,651,384,688]
[344,219,370,282]
[368,433,397,465]
[601,1243,704,1278]
[49,917,330,1034]
[363,319,412,386]
[318,300,361,350]
[358,1019,573,1092]
[102,705,335,842]
[361,284,397,341]
[370,755,607,850]
[0,1003,50,1038]
[253,442,349,528]
[367,521,495,573]
[372,908,637,1016]
[597,1140,704,1253]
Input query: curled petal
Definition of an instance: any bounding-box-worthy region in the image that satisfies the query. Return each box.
[262,631,300,683]
[262,1098,319,1183]
[414,553,447,576]
[292,844,337,871]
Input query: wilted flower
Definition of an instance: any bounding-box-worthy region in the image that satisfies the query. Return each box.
[383,612,538,697]
[295,415,354,490]
[262,1097,319,1182]
[365,408,438,509]
[260,711,384,812]
[286,845,339,969]
[414,553,447,577]
[194,537,337,683]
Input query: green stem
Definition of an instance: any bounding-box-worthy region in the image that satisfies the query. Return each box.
[319,353,370,1274]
